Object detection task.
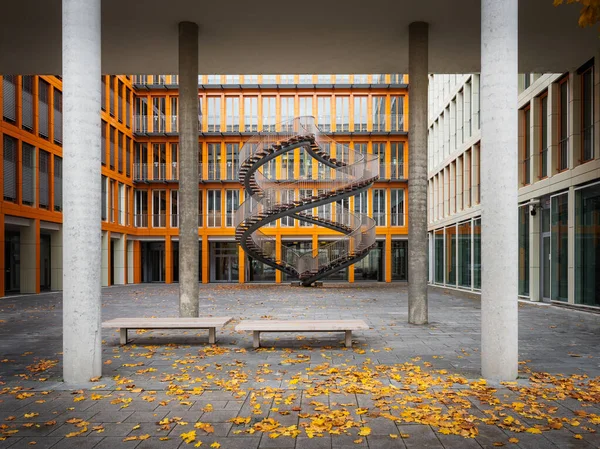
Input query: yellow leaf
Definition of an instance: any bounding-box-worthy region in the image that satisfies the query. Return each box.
[354,437,363,444]
[210,443,220,448]
[194,422,215,434]
[493,443,505,447]
[139,434,150,440]
[358,427,371,436]
[400,433,410,438]
[180,430,196,444]
[132,424,140,430]
[122,436,138,442]
[525,428,542,434]
[508,438,519,444]
[73,396,85,402]
[574,434,583,440]
[194,442,203,447]
[389,433,398,439]
[24,413,38,418]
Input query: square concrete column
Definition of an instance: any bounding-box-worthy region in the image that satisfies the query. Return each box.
[408,22,429,325]
[178,22,200,316]
[113,234,125,285]
[62,0,102,384]
[480,0,519,380]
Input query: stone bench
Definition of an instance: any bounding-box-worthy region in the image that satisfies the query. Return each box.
[102,317,233,345]
[234,319,369,348]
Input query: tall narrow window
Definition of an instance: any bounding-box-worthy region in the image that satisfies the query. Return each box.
[281,97,295,131]
[281,151,294,180]
[152,190,166,227]
[152,97,166,132]
[22,143,35,206]
[518,205,530,296]
[134,97,148,132]
[208,143,221,180]
[207,97,221,132]
[152,143,166,181]
[38,79,50,138]
[225,190,239,227]
[372,189,386,226]
[299,96,313,118]
[207,190,222,227]
[109,76,115,116]
[225,96,240,131]
[317,97,331,131]
[353,96,367,131]
[125,90,131,128]
[3,135,17,202]
[118,80,124,122]
[244,97,258,132]
[118,132,124,173]
[54,156,62,211]
[3,75,17,122]
[39,150,50,209]
[551,193,569,301]
[102,176,108,221]
[171,190,179,227]
[262,97,276,131]
[53,90,63,141]
[299,150,313,180]
[581,65,594,162]
[134,189,148,227]
[354,190,367,215]
[522,105,531,185]
[539,93,548,178]
[118,183,125,225]
[110,127,115,169]
[390,96,404,131]
[126,137,131,177]
[390,142,404,179]
[558,77,569,171]
[170,97,178,132]
[335,96,349,131]
[372,142,386,179]
[101,122,107,166]
[372,96,385,131]
[21,75,34,131]
[226,143,239,180]
[390,189,404,226]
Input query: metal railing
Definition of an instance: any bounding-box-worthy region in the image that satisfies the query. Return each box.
[133,162,204,182]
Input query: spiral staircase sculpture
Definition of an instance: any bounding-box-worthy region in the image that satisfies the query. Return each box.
[234,116,379,286]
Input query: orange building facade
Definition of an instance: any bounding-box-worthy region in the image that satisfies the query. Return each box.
[0,73,409,296]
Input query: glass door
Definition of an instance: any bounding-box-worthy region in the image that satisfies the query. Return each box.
[4,231,20,293]
[541,233,551,300]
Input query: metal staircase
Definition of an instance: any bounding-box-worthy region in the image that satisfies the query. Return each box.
[234,116,379,286]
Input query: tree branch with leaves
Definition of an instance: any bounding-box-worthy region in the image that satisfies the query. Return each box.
[554,0,600,28]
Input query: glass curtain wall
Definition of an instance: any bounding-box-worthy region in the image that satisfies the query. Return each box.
[575,183,600,306]
[551,193,568,301]
[473,218,481,289]
[434,229,444,284]
[445,226,456,286]
[457,221,471,288]
[391,240,408,281]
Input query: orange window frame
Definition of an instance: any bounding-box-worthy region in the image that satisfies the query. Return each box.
[538,92,548,179]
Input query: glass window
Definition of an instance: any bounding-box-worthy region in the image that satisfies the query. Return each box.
[225,143,239,181]
[539,93,548,178]
[207,97,221,132]
[372,189,386,226]
[390,96,404,131]
[280,190,295,226]
[354,190,367,215]
[171,190,179,227]
[317,97,331,131]
[558,77,569,171]
[354,74,368,84]
[299,150,313,180]
[262,97,276,132]
[38,79,50,138]
[372,142,386,179]
[575,182,600,306]
[581,66,594,162]
[522,105,531,185]
[207,189,222,227]
[335,97,349,132]
[22,75,34,131]
[134,189,148,227]
[3,75,17,122]
[457,221,471,288]
[353,96,367,131]
[3,135,17,202]
[54,156,62,211]
[152,190,166,227]
[473,218,481,289]
[518,206,530,296]
[262,75,276,84]
[372,96,385,132]
[299,96,312,118]
[445,226,457,286]
[299,189,313,227]
[354,241,383,281]
[207,75,220,84]
[390,189,404,226]
[299,75,312,84]
[170,97,178,132]
[207,143,221,180]
[225,189,239,227]
[280,75,295,84]
[134,97,148,132]
[317,75,331,83]
[551,193,569,301]
[390,142,404,179]
[22,143,35,206]
[391,240,408,281]
[434,229,444,284]
[244,97,258,132]
[244,75,258,84]
[281,97,295,131]
[225,96,240,132]
[225,75,239,84]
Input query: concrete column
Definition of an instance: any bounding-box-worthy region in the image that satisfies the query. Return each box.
[50,227,63,291]
[62,0,102,383]
[480,0,519,380]
[113,234,125,285]
[20,220,39,294]
[408,22,429,325]
[178,22,200,317]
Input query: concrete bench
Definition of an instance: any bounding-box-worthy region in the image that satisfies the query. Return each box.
[234,319,369,348]
[102,317,233,345]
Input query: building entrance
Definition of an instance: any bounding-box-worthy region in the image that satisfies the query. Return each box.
[210,242,238,282]
[141,241,165,282]
[4,231,20,294]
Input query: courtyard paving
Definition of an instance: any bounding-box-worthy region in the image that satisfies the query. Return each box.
[0,283,599,448]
